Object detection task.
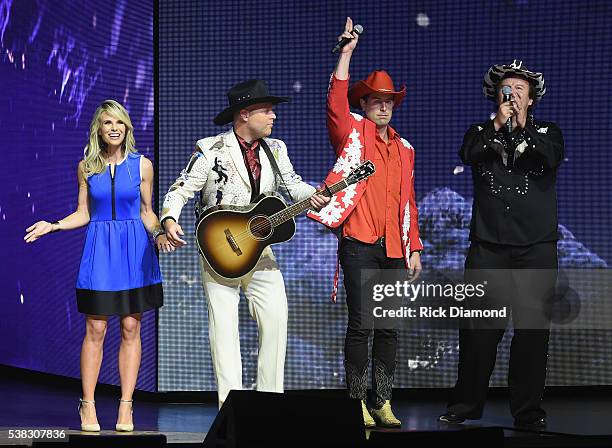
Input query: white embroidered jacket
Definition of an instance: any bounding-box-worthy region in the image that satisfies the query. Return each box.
[161,129,315,224]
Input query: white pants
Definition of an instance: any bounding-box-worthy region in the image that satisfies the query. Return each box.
[199,250,288,408]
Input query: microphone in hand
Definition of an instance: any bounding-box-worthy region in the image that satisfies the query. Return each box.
[501,85,513,133]
[332,24,364,54]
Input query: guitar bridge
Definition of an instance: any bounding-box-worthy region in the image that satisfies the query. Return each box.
[224,228,242,256]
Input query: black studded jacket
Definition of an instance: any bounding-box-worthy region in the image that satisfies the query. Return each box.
[459,116,564,246]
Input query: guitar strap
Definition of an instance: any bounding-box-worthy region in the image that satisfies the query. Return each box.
[258,139,295,204]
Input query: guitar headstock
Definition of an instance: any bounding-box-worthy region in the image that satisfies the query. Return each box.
[346,161,375,185]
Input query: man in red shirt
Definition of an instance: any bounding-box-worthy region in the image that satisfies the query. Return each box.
[309,18,423,427]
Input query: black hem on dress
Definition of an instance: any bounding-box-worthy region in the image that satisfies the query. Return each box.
[76,282,163,316]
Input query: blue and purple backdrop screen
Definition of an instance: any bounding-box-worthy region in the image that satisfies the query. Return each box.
[157,0,612,391]
[0,0,155,390]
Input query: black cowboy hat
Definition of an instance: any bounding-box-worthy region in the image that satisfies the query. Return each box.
[213,79,290,125]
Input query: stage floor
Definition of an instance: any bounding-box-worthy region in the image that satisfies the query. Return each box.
[1,368,611,446]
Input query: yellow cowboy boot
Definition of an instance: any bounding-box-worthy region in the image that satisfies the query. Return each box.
[361,400,375,428]
[345,362,372,427]
[369,400,401,428]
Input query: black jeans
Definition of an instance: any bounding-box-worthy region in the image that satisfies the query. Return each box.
[340,237,405,406]
[448,241,558,423]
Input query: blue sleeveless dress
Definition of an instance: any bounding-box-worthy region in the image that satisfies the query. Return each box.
[76,152,163,315]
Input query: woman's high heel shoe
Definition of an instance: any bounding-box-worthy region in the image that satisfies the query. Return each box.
[115,399,134,432]
[78,399,101,432]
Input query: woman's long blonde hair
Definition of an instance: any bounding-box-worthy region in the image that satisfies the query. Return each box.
[83,100,137,176]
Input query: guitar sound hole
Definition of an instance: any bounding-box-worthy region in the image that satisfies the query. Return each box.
[248,215,272,240]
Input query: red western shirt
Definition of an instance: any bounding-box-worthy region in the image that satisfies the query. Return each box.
[342,127,403,258]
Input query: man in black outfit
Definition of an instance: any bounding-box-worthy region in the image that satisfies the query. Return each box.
[439,60,564,428]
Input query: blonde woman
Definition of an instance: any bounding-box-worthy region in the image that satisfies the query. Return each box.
[24,100,172,432]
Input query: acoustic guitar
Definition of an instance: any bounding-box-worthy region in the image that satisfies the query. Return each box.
[195,161,375,278]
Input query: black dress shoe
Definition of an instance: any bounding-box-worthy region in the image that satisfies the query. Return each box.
[438,412,466,424]
[514,417,547,429]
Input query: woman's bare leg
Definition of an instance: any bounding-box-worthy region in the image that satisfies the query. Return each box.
[80,315,108,425]
[117,313,141,425]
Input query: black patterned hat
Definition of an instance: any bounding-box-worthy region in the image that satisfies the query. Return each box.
[483,60,546,102]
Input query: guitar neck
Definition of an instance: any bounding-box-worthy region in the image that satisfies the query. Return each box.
[269,179,349,227]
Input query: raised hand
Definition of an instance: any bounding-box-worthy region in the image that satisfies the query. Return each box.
[512,99,528,128]
[494,100,515,131]
[338,16,359,54]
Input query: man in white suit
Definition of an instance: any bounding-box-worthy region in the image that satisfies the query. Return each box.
[161,79,329,407]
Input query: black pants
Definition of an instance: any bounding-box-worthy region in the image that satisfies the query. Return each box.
[448,241,558,423]
[340,238,405,406]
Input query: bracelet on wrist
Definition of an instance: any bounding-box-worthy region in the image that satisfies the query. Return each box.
[50,221,61,233]
[160,217,175,231]
[152,228,166,241]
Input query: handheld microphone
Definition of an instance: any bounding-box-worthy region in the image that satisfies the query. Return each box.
[331,24,364,54]
[502,86,512,133]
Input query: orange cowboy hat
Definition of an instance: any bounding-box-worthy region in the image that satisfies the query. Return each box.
[348,70,406,109]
